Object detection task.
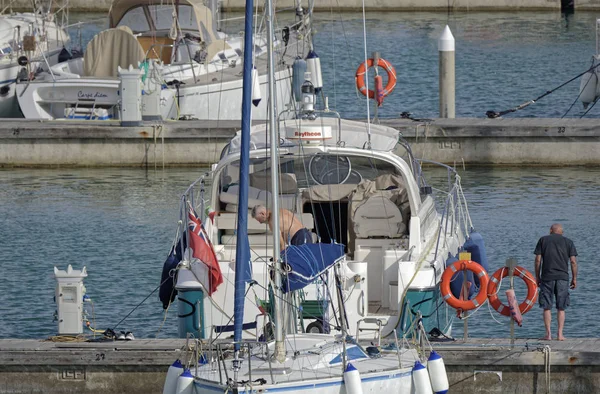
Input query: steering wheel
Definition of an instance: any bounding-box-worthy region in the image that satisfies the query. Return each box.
[309,154,356,185]
[318,168,363,185]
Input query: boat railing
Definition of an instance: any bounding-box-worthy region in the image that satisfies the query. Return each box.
[178,173,211,254]
[416,159,470,262]
[194,327,412,387]
[191,340,276,385]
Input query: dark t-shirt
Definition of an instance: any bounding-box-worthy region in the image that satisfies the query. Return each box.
[534,234,578,281]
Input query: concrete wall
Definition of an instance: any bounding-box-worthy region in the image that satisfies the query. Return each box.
[576,0,600,10]
[4,0,563,12]
[3,118,600,167]
[0,120,237,167]
[385,117,600,166]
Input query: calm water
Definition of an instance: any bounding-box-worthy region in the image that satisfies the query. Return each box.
[2,11,599,339]
[68,10,600,118]
[1,166,598,340]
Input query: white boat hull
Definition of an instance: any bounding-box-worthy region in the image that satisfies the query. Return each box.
[176,66,293,120]
[0,13,69,117]
[194,369,413,393]
[188,334,417,394]
[16,65,293,121]
[16,77,178,120]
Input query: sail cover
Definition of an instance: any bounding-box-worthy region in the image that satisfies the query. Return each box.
[281,243,345,293]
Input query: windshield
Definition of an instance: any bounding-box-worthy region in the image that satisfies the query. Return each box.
[220,153,402,192]
[117,5,199,32]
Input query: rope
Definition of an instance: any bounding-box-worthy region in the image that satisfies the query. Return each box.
[155,294,173,337]
[543,345,551,393]
[562,58,595,118]
[486,61,600,118]
[46,334,87,342]
[384,228,439,338]
[111,277,168,331]
[580,97,599,118]
[486,298,507,325]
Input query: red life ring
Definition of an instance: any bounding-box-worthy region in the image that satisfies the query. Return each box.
[355,58,397,100]
[487,266,538,316]
[440,260,489,311]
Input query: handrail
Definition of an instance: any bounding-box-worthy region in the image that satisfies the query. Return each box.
[414,159,469,262]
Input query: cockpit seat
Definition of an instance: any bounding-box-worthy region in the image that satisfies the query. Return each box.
[353,196,406,238]
[349,174,410,241]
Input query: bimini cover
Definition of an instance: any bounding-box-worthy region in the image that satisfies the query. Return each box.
[281,243,345,293]
[108,0,230,61]
[83,28,145,77]
[226,117,400,157]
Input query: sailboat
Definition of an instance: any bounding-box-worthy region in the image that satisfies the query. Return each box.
[0,1,70,117]
[15,0,309,121]
[158,0,475,393]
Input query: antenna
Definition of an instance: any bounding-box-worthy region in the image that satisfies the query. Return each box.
[360,0,371,147]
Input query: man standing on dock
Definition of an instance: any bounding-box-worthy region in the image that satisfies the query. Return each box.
[534,223,578,341]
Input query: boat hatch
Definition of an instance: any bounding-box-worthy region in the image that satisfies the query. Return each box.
[328,345,369,365]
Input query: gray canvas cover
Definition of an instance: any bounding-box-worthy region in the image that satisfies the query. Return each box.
[348,174,410,250]
[84,28,145,77]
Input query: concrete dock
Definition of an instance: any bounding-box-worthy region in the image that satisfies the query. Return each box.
[2,117,600,167]
[0,337,598,393]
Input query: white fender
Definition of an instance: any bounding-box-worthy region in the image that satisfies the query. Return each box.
[427,351,449,394]
[343,363,363,394]
[579,70,597,109]
[412,361,433,394]
[163,359,184,394]
[175,368,194,394]
[251,67,262,107]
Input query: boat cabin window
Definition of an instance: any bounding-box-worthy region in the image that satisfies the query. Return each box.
[117,5,199,33]
[148,5,198,32]
[117,6,150,32]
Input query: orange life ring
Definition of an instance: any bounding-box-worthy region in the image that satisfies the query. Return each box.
[440,260,489,311]
[487,266,538,316]
[355,58,397,100]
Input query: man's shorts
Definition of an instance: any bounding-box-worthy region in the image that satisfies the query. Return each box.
[539,279,570,310]
[290,228,314,246]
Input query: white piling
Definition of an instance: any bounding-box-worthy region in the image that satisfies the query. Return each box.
[438,25,455,118]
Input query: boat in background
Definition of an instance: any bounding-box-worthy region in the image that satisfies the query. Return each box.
[0,1,70,117]
[15,0,310,121]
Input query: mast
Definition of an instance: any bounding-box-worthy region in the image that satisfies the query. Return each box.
[265,0,285,363]
[232,0,255,376]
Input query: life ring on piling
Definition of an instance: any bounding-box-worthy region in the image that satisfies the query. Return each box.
[487,266,538,316]
[440,260,489,311]
[355,58,397,100]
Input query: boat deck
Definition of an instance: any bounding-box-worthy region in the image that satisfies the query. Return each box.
[367,303,396,317]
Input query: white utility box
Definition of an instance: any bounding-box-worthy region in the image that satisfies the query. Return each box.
[54,264,87,335]
[118,65,143,126]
